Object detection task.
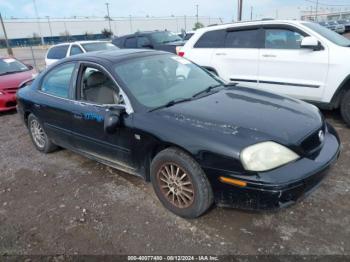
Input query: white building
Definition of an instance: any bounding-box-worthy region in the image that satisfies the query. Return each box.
[1,16,221,40]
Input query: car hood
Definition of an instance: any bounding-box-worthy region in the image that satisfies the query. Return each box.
[0,69,36,89]
[152,87,323,149]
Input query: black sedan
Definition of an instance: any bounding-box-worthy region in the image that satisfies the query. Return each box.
[17,49,341,218]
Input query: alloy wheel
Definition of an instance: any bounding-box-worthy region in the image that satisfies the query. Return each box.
[30,119,46,148]
[157,163,195,208]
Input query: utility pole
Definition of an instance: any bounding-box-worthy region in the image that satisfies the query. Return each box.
[105,2,112,34]
[196,4,199,24]
[237,0,243,21]
[32,0,44,45]
[46,16,53,41]
[0,13,13,56]
[250,6,253,21]
[315,0,319,21]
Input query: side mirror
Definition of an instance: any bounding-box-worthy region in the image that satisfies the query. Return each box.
[26,64,34,70]
[104,107,125,134]
[301,36,321,51]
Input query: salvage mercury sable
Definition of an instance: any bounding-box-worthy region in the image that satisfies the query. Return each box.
[17,49,340,218]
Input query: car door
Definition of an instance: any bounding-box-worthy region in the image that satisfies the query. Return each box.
[258,25,329,101]
[68,62,137,172]
[185,29,226,71]
[211,27,262,88]
[36,62,79,148]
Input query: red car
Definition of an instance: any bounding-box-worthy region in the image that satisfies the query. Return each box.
[0,57,37,112]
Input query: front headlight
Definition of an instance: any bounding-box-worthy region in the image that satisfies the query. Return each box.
[240,141,299,172]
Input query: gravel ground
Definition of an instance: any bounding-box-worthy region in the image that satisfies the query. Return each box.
[0,109,349,256]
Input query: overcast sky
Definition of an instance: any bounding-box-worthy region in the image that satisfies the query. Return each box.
[1,0,350,22]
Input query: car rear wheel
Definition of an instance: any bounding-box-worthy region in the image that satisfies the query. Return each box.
[150,147,213,218]
[28,114,57,153]
[340,90,350,127]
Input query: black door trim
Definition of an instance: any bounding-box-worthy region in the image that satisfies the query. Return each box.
[230,78,320,88]
[230,78,258,83]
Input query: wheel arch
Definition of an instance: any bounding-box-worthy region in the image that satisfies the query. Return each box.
[23,111,32,127]
[143,142,196,182]
[330,74,350,109]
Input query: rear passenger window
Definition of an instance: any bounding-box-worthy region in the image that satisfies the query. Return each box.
[194,30,226,48]
[47,45,69,59]
[41,63,75,98]
[137,36,151,48]
[225,29,260,48]
[265,29,305,49]
[125,37,137,48]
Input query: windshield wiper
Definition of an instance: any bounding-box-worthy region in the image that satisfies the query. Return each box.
[149,98,192,112]
[192,84,224,98]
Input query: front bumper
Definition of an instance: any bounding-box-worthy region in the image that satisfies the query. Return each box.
[0,93,17,112]
[205,125,341,210]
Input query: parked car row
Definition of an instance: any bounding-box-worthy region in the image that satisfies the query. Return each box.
[318,20,350,34]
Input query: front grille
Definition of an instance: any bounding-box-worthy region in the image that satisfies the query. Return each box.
[3,87,18,94]
[300,124,325,154]
[5,101,17,108]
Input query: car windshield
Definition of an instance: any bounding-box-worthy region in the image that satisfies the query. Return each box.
[303,22,350,47]
[150,31,183,44]
[114,54,222,109]
[0,58,29,76]
[184,33,194,41]
[81,42,117,52]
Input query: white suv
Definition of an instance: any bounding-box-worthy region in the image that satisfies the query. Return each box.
[45,41,118,66]
[180,20,350,126]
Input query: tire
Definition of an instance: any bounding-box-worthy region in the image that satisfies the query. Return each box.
[28,114,57,153]
[340,90,350,127]
[150,147,213,218]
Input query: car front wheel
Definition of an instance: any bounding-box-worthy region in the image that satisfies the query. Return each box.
[150,147,213,218]
[28,114,57,153]
[341,90,350,127]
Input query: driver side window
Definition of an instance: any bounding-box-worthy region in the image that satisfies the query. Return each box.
[79,66,122,105]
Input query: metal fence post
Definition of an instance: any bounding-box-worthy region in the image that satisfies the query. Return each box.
[30,45,38,71]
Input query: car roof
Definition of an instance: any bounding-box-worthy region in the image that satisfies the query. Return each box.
[62,49,167,64]
[115,30,169,38]
[49,40,110,48]
[195,19,311,32]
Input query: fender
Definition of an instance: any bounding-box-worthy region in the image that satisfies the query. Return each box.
[330,74,350,109]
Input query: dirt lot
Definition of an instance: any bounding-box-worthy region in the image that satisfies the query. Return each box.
[0,109,349,256]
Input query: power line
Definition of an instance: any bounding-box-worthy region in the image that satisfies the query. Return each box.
[304,0,350,7]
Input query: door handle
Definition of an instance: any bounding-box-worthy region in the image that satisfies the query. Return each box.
[34,104,41,109]
[262,54,277,58]
[215,52,227,56]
